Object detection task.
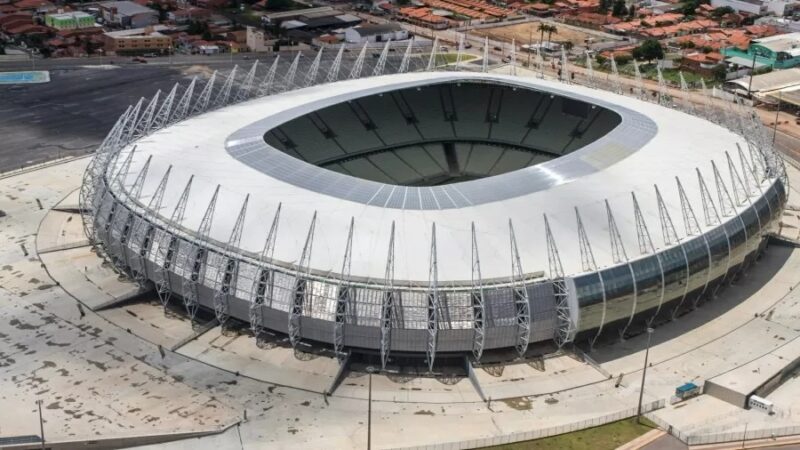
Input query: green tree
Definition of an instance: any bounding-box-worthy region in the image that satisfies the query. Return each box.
[628,4,636,18]
[614,54,632,65]
[187,20,207,35]
[712,64,727,82]
[711,5,734,17]
[267,0,292,10]
[598,0,611,12]
[632,39,663,62]
[612,0,627,16]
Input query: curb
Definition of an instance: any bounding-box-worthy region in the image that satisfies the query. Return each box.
[616,429,665,450]
[0,154,91,180]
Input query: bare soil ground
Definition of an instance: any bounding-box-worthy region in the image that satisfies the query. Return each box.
[473,21,602,46]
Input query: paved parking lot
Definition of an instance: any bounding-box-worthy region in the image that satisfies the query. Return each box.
[0,65,198,172]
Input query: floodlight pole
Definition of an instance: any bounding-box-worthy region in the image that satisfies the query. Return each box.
[636,327,654,424]
[37,399,44,449]
[366,366,375,450]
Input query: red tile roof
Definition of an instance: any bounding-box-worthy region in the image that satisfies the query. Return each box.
[12,0,52,9]
[5,22,49,34]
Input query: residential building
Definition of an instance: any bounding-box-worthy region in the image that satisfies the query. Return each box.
[99,1,158,28]
[245,26,309,52]
[397,7,450,29]
[681,51,724,76]
[11,0,56,14]
[722,32,800,69]
[710,0,790,16]
[724,67,800,97]
[104,25,172,54]
[167,7,211,24]
[45,11,95,30]
[755,16,800,32]
[195,0,227,9]
[343,23,408,43]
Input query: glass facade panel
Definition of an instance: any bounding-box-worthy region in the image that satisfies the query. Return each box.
[741,207,760,243]
[484,287,516,327]
[574,272,604,332]
[630,255,662,317]
[398,290,428,329]
[306,280,337,320]
[705,226,729,282]
[725,217,747,268]
[682,236,710,305]
[270,271,294,312]
[600,264,635,326]
[754,196,771,231]
[440,291,473,330]
[659,245,688,311]
[353,288,382,327]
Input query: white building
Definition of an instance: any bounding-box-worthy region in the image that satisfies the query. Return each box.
[197,44,219,55]
[343,23,408,43]
[246,26,309,53]
[99,1,158,28]
[710,0,790,16]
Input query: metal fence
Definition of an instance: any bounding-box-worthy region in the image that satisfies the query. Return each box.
[646,411,800,446]
[393,399,666,450]
[687,425,800,446]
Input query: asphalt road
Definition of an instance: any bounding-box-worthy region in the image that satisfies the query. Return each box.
[772,129,800,167]
[0,52,274,72]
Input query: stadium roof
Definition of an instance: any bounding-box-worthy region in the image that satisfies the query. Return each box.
[123,72,762,284]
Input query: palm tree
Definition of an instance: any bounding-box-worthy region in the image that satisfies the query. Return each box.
[546,25,558,47]
[537,23,547,48]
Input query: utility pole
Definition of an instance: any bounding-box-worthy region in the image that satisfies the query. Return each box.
[747,51,757,97]
[636,327,654,424]
[741,422,748,448]
[37,399,45,449]
[773,89,781,145]
[527,26,532,68]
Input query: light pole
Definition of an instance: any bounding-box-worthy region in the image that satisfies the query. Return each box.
[37,399,45,449]
[636,327,654,424]
[772,90,781,145]
[366,365,375,450]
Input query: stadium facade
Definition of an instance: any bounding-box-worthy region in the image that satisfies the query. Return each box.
[80,54,789,370]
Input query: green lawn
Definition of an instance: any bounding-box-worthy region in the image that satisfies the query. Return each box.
[436,53,479,65]
[483,417,658,450]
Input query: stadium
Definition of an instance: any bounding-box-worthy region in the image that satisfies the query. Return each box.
[79,54,789,371]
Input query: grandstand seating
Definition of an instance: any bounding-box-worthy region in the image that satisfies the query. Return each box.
[266,81,622,186]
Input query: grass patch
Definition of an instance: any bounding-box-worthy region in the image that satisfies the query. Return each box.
[484,417,658,450]
[436,53,479,65]
[573,57,719,87]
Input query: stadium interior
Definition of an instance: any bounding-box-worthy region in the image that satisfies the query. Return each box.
[265,80,622,186]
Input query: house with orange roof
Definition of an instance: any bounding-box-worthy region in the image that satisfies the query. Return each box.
[11,0,55,13]
[681,51,724,76]
[562,12,620,29]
